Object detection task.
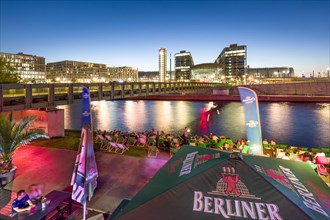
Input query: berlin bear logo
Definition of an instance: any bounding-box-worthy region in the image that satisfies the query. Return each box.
[221,173,240,197]
[208,166,260,200]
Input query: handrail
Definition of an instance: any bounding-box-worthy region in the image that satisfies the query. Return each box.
[0,82,224,112]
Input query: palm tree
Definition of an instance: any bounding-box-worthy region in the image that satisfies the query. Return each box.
[0,113,49,174]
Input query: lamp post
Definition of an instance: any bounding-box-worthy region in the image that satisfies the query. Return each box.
[327,67,329,78]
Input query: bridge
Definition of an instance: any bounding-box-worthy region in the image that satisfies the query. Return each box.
[0,82,224,112]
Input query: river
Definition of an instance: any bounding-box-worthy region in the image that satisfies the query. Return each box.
[58,100,330,148]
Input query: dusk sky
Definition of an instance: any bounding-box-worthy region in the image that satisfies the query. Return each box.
[1,0,329,75]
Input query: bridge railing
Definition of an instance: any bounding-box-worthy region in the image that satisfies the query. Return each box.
[0,82,221,112]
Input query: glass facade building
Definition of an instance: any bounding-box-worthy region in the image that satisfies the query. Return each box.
[215,44,247,78]
[247,67,294,78]
[0,52,46,83]
[175,50,194,81]
[191,63,224,82]
[158,48,167,82]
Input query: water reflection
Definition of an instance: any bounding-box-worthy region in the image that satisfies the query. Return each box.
[262,102,292,143]
[58,101,330,148]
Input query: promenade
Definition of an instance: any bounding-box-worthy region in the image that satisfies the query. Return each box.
[2,145,169,214]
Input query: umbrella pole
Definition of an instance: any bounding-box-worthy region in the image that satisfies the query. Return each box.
[83,202,87,220]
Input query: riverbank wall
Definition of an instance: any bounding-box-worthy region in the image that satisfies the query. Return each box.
[124,82,330,102]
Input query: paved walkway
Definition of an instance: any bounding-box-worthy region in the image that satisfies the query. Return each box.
[3,145,169,214]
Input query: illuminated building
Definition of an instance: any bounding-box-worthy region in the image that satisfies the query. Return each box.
[159,48,167,82]
[46,60,108,83]
[247,67,294,78]
[108,66,138,82]
[191,63,224,82]
[215,44,247,78]
[0,52,46,83]
[175,50,194,81]
[138,71,159,81]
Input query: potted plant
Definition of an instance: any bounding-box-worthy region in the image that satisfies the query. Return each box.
[0,113,49,186]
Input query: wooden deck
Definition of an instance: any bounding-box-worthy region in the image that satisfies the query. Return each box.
[0,189,109,219]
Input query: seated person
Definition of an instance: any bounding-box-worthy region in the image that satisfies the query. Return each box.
[313,149,326,164]
[11,190,35,216]
[282,152,291,160]
[28,184,44,204]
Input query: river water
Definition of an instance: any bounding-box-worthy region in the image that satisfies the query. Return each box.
[58,100,330,148]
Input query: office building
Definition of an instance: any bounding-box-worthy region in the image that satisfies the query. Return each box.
[175,50,194,81]
[108,66,138,82]
[159,48,167,82]
[247,67,294,78]
[46,60,108,83]
[215,44,247,78]
[0,52,46,83]
[138,71,159,81]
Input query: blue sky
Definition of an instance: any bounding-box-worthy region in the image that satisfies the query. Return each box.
[1,0,329,75]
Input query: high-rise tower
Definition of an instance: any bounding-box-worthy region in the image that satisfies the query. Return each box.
[215,44,247,78]
[159,48,167,82]
[175,50,194,81]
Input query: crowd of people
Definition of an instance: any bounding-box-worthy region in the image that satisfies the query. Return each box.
[95,128,328,166]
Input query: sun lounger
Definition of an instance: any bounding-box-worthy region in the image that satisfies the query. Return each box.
[95,134,105,143]
[170,147,178,158]
[148,145,159,157]
[105,135,113,142]
[116,143,129,154]
[108,141,119,153]
[96,135,109,151]
[242,145,249,154]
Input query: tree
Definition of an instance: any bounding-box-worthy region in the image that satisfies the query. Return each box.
[0,113,49,174]
[0,58,21,84]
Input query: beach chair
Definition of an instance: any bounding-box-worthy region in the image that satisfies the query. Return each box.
[311,148,319,154]
[279,144,287,150]
[148,145,159,157]
[301,147,308,151]
[108,141,119,153]
[96,135,109,151]
[197,141,206,148]
[158,138,165,150]
[242,145,249,154]
[117,135,127,145]
[170,147,178,158]
[147,137,155,147]
[105,135,113,142]
[116,142,129,154]
[100,140,110,152]
[127,136,136,146]
[138,137,147,147]
[216,138,226,148]
[95,134,105,143]
[321,148,330,154]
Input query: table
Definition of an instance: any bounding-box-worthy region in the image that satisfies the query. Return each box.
[15,190,72,220]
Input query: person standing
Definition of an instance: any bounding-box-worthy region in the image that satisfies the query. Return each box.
[183,127,189,144]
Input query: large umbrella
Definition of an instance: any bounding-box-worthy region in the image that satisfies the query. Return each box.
[71,86,98,220]
[110,146,329,220]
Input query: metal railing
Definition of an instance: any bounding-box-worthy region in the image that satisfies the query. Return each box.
[0,82,222,112]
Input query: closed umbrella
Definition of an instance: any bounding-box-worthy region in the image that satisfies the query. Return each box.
[71,86,98,220]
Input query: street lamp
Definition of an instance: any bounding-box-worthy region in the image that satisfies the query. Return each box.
[327,67,329,78]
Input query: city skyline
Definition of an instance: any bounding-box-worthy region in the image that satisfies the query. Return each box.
[1,0,329,76]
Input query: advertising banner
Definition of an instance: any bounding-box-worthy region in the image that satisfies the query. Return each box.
[238,87,263,155]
